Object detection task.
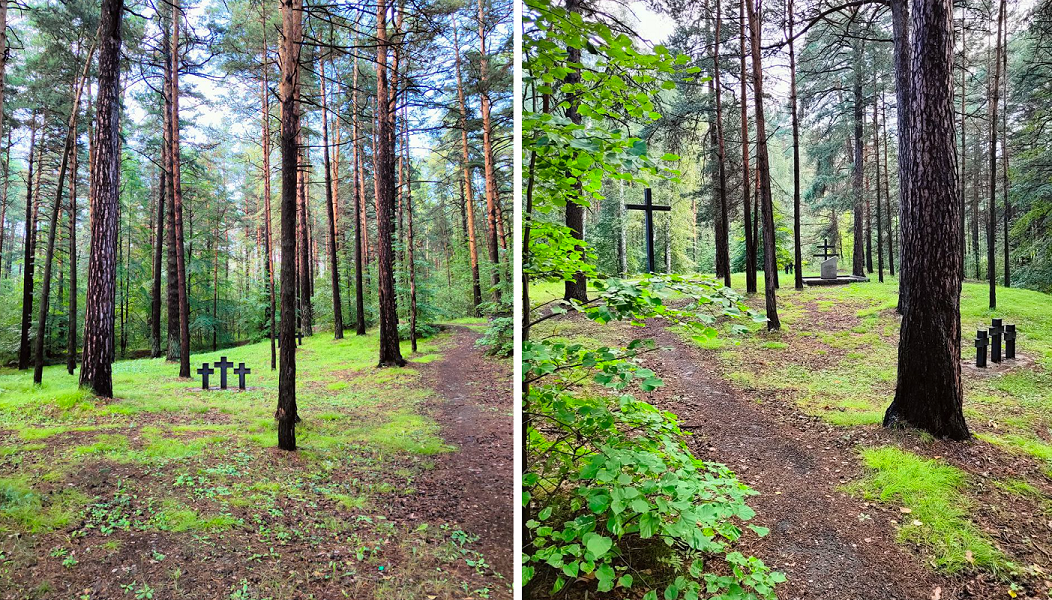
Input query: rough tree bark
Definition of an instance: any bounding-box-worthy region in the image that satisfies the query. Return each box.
[746,0,780,330]
[874,91,884,282]
[18,119,38,370]
[890,0,911,312]
[170,0,191,377]
[276,0,303,451]
[852,35,866,278]
[740,0,756,294]
[881,93,895,277]
[352,54,366,335]
[884,0,970,440]
[712,0,731,288]
[563,0,587,301]
[79,0,124,397]
[375,0,406,366]
[789,0,803,289]
[987,0,1005,309]
[150,167,165,358]
[67,118,78,374]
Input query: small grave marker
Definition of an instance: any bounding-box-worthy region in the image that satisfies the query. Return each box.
[197,363,215,389]
[975,330,989,368]
[990,319,1003,363]
[813,239,838,280]
[234,363,251,390]
[216,356,235,389]
[1005,324,1017,359]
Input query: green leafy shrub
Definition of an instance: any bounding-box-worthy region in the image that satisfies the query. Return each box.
[523,277,782,599]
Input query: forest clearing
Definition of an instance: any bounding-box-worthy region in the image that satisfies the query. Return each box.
[0,324,511,599]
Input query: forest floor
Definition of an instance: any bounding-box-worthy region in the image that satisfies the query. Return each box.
[531,275,1052,600]
[0,321,511,600]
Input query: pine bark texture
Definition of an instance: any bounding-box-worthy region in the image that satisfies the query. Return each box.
[884,0,970,440]
[170,0,191,378]
[79,0,124,397]
[746,0,780,330]
[276,0,303,451]
[375,0,406,367]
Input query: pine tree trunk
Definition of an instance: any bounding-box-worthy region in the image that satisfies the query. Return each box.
[890,0,912,312]
[746,0,779,330]
[740,0,756,294]
[987,0,1004,309]
[852,39,866,278]
[712,0,731,288]
[352,54,366,335]
[320,60,344,339]
[478,0,502,303]
[881,94,895,277]
[788,0,803,289]
[884,0,969,440]
[18,119,38,370]
[874,92,885,283]
[453,27,484,314]
[276,0,303,451]
[261,9,277,369]
[170,0,191,377]
[563,0,587,301]
[34,44,93,384]
[150,167,165,358]
[67,125,77,375]
[404,116,418,353]
[375,0,405,367]
[79,0,124,397]
[1001,23,1010,288]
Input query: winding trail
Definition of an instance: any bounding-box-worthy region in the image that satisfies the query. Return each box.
[630,322,956,600]
[403,325,514,579]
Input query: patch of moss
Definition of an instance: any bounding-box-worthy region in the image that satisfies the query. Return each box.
[845,447,1007,574]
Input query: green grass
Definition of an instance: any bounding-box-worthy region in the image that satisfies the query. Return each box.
[690,273,1052,465]
[846,447,1008,574]
[0,328,507,597]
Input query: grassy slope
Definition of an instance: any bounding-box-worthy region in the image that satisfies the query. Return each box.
[0,325,504,599]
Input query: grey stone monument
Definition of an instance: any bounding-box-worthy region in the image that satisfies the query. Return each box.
[821,257,838,279]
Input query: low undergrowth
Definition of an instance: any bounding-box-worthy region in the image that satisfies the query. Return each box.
[524,276,784,600]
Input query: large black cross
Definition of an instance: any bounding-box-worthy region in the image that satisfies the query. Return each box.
[196,363,214,390]
[216,356,235,390]
[234,363,251,390]
[626,188,671,274]
[813,238,838,261]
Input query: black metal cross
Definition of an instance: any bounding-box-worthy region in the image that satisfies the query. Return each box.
[625,188,671,274]
[196,363,214,390]
[813,238,838,261]
[215,356,235,389]
[234,363,251,390]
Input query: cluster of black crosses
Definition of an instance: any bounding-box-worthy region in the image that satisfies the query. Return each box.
[196,357,251,390]
[975,318,1019,368]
